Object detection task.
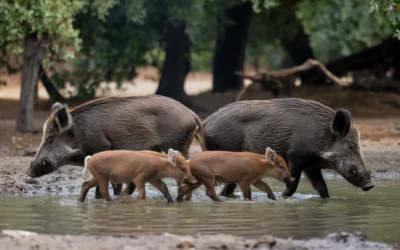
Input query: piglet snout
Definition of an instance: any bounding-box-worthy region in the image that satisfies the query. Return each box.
[184,177,197,186]
[284,176,296,184]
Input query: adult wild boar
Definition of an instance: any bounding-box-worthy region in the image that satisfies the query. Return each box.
[27,95,205,197]
[203,98,374,198]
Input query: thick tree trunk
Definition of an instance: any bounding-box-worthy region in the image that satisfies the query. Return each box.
[155,23,191,104]
[212,1,253,92]
[39,64,64,102]
[16,34,46,133]
[280,18,317,87]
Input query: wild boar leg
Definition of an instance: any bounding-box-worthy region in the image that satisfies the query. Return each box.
[112,184,122,196]
[78,178,98,202]
[238,181,252,200]
[135,180,146,200]
[304,168,329,198]
[116,183,131,198]
[128,183,136,195]
[112,183,136,196]
[95,186,102,199]
[219,183,237,197]
[252,179,277,200]
[149,179,174,202]
[282,162,302,197]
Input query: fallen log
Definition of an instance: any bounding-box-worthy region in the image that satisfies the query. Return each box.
[235,59,349,101]
[349,79,400,92]
[307,37,400,84]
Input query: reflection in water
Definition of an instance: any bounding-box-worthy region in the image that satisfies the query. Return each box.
[0,179,399,243]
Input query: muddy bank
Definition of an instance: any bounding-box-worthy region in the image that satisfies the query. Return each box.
[0,138,398,196]
[0,157,82,196]
[0,230,393,250]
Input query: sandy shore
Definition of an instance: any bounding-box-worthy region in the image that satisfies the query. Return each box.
[0,230,393,250]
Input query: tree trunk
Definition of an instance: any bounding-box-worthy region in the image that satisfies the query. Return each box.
[280,17,317,87]
[155,23,191,104]
[212,1,253,92]
[39,64,64,102]
[16,34,46,133]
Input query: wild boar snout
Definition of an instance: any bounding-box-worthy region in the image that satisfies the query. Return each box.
[361,182,374,191]
[27,159,54,178]
[359,169,374,191]
[335,160,374,191]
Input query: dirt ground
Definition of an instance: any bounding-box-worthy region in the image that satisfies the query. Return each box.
[0,230,394,250]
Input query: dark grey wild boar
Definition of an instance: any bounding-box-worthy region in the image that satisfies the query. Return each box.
[27,95,205,197]
[203,98,374,198]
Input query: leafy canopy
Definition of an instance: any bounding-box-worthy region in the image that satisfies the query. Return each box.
[0,0,84,71]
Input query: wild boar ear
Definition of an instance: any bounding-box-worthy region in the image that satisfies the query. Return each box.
[331,109,352,138]
[54,105,73,134]
[51,102,63,113]
[265,147,276,165]
[167,148,178,167]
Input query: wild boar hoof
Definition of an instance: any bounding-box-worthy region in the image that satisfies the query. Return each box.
[282,189,294,197]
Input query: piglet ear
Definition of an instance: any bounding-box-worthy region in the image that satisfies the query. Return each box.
[54,105,73,134]
[51,102,63,113]
[265,147,276,165]
[167,149,178,167]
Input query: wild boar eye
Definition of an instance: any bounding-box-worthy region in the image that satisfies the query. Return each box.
[349,144,356,151]
[47,136,54,145]
[351,168,357,175]
[180,167,185,172]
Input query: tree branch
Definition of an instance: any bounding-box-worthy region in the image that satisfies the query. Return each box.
[236,59,349,86]
[235,59,349,101]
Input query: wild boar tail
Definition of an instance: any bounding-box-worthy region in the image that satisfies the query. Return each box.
[82,155,92,178]
[194,117,206,151]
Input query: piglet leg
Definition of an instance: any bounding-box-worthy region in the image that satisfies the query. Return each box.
[150,179,174,202]
[238,181,252,200]
[252,179,276,200]
[78,178,98,202]
[135,180,147,200]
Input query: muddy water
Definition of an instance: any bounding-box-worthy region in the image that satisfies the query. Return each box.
[0,178,399,244]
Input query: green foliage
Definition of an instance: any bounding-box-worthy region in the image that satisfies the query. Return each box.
[0,0,83,71]
[2,0,399,99]
[51,1,161,99]
[296,0,393,61]
[370,0,400,38]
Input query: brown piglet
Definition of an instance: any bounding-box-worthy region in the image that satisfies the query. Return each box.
[78,149,197,202]
[177,147,294,202]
